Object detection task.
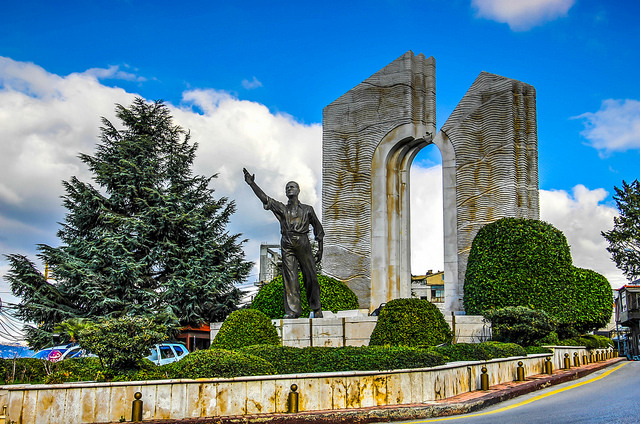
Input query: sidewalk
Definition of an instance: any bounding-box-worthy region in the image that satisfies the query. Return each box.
[118,357,626,424]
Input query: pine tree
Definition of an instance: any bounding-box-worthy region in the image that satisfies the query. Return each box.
[602,179,640,281]
[5,98,251,349]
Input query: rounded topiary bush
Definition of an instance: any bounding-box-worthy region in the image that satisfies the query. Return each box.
[464,218,613,337]
[369,298,452,347]
[211,309,280,349]
[251,273,359,319]
[164,349,276,378]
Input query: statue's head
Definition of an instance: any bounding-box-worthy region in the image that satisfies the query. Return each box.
[285,181,300,198]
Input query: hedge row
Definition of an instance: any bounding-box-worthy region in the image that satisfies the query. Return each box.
[432,342,527,362]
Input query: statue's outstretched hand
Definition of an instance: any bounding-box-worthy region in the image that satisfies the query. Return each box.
[243,168,255,185]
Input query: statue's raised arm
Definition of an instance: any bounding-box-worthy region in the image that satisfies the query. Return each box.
[243,168,268,204]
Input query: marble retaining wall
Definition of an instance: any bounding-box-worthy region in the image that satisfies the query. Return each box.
[1,347,612,424]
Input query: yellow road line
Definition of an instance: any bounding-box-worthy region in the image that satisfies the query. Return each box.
[405,362,629,423]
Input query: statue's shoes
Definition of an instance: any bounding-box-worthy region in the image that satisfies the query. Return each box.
[309,309,324,318]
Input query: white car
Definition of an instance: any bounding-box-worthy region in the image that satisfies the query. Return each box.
[146,342,189,366]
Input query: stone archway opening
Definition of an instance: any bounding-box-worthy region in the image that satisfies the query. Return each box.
[409,144,444,278]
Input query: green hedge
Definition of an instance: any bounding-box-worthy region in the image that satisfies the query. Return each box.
[251,273,359,319]
[369,298,452,347]
[0,358,49,384]
[524,346,553,355]
[164,349,276,379]
[554,335,613,349]
[238,345,446,374]
[211,309,280,349]
[464,218,613,337]
[433,342,527,362]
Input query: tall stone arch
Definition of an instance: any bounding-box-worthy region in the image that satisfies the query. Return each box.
[322,51,539,312]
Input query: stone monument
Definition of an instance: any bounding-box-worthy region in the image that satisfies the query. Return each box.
[322,51,539,313]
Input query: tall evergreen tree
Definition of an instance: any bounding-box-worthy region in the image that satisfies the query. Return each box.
[5,98,251,349]
[602,179,640,281]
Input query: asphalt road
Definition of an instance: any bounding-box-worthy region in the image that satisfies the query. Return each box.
[394,361,640,424]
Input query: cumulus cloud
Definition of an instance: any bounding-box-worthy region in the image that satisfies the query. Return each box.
[574,99,640,155]
[540,185,626,288]
[241,76,263,90]
[410,165,444,274]
[0,57,321,294]
[83,65,147,82]
[472,0,575,31]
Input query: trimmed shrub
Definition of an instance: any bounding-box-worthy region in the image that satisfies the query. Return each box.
[433,342,527,362]
[251,273,359,319]
[211,309,279,349]
[483,306,556,346]
[464,218,613,336]
[239,345,446,374]
[78,315,167,370]
[555,335,613,349]
[524,346,553,355]
[369,298,452,347]
[164,349,276,378]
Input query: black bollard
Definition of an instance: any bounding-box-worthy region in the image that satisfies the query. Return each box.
[516,361,525,382]
[564,353,571,370]
[287,384,299,413]
[545,356,553,375]
[480,366,489,390]
[132,392,143,422]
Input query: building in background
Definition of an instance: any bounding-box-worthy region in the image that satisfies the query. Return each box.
[411,270,445,305]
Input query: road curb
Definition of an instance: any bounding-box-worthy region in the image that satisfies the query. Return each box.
[116,357,626,424]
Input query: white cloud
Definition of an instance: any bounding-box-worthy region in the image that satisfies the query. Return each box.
[472,0,575,31]
[540,185,626,288]
[83,65,147,82]
[410,165,444,274]
[0,57,321,295]
[574,99,640,155]
[241,76,263,90]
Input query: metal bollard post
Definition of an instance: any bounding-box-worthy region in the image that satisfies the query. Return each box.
[131,392,143,422]
[563,353,571,370]
[516,361,525,381]
[583,353,588,365]
[545,356,553,375]
[590,351,595,363]
[287,384,299,413]
[574,352,580,367]
[480,366,489,390]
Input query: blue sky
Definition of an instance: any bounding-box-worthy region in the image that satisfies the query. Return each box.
[1,0,639,319]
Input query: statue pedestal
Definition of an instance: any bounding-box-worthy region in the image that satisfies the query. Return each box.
[273,309,376,347]
[210,309,377,348]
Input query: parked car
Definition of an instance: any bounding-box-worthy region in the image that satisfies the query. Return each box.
[33,342,189,365]
[145,342,189,366]
[32,343,78,362]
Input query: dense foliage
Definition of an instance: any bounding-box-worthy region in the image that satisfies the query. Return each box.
[238,345,446,374]
[4,99,251,349]
[602,179,640,281]
[433,342,527,362]
[483,306,556,346]
[369,298,452,347]
[166,349,276,379]
[211,309,280,349]
[554,334,613,349]
[464,218,613,337]
[251,273,359,319]
[77,316,167,370]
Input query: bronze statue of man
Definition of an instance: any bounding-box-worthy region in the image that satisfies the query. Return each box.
[243,168,324,318]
